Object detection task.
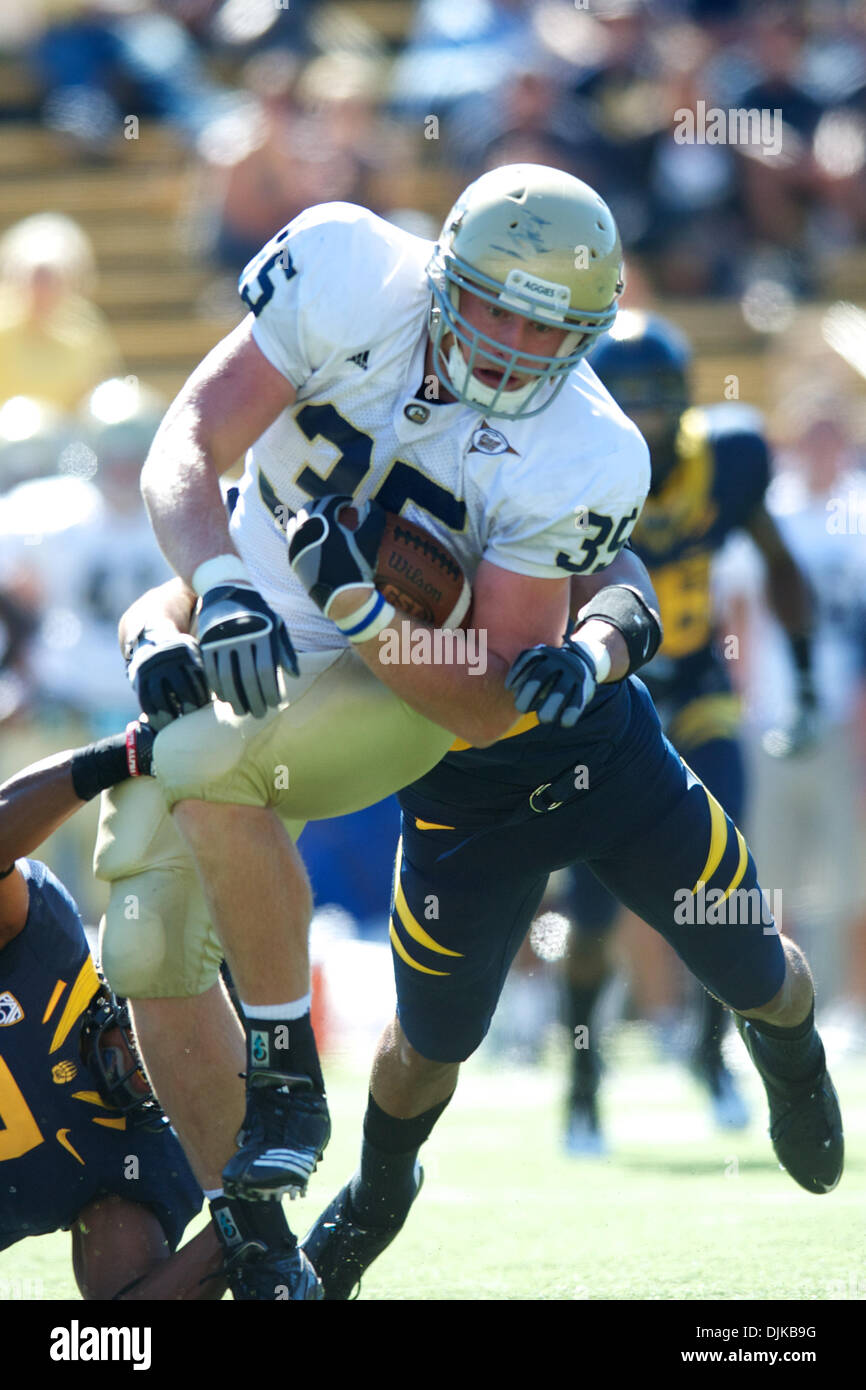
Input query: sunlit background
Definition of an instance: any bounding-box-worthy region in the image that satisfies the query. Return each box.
[0,0,864,1064]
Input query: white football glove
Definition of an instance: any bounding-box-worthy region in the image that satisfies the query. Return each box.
[196,582,299,718]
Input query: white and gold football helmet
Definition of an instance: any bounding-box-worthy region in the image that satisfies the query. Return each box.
[427,163,623,419]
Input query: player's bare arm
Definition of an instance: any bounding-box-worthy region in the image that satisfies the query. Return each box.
[342,547,659,744]
[745,501,818,755]
[505,551,662,729]
[567,544,661,682]
[140,319,296,583]
[118,576,197,652]
[335,562,570,746]
[315,538,659,744]
[744,502,814,635]
[0,755,90,921]
[141,320,300,718]
[0,736,151,938]
[288,502,652,747]
[73,1195,225,1301]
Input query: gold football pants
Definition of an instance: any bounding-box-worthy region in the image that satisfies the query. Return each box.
[95,648,454,997]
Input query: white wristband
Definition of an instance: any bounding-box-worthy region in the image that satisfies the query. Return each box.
[573,636,612,683]
[333,590,397,644]
[192,553,252,597]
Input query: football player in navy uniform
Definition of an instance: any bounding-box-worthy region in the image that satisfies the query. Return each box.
[0,723,227,1297]
[0,719,327,1300]
[288,539,839,1298]
[559,312,817,1151]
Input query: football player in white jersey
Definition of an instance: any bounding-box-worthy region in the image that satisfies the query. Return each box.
[96,165,650,1298]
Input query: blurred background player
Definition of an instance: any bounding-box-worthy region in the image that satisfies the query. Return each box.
[0,214,121,411]
[0,722,225,1299]
[559,311,816,1152]
[0,376,171,919]
[716,403,866,1045]
[0,394,71,494]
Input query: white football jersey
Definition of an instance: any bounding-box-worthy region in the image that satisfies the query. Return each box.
[0,476,170,716]
[713,466,866,727]
[231,202,650,650]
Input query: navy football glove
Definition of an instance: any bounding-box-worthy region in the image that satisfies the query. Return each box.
[505,638,598,729]
[126,633,210,731]
[196,583,298,719]
[288,494,386,616]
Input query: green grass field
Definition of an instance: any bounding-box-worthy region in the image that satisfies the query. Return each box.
[3,1025,863,1301]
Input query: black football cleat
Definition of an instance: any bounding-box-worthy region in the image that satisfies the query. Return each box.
[301,1171,423,1300]
[224,1237,323,1301]
[736,1017,843,1194]
[223,1070,331,1201]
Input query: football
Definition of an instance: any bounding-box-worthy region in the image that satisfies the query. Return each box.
[341,506,471,629]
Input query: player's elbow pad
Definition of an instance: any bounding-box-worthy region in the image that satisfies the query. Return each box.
[574,584,663,676]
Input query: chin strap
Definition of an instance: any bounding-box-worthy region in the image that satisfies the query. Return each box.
[446,341,538,414]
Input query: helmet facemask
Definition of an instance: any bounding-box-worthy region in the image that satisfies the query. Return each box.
[79,985,160,1122]
[427,241,621,420]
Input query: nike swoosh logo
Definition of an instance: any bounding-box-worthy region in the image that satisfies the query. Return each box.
[56,1128,85,1165]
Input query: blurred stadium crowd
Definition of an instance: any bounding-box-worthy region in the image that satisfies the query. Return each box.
[0,0,864,1055]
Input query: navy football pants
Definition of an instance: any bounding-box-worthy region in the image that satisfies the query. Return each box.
[391,685,783,1063]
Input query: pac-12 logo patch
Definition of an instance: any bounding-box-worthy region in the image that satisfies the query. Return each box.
[468,421,518,456]
[0,992,23,1025]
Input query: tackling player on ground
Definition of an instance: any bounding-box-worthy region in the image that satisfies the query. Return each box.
[0,728,222,1299]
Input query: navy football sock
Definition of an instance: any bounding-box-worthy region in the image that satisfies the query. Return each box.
[244,1013,325,1092]
[210,1194,297,1254]
[347,1092,452,1229]
[744,1005,823,1085]
[695,990,727,1061]
[565,976,607,1100]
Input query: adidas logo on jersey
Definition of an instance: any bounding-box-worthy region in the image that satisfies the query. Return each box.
[347,350,370,370]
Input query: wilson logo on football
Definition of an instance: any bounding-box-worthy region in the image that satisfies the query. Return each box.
[0,992,24,1025]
